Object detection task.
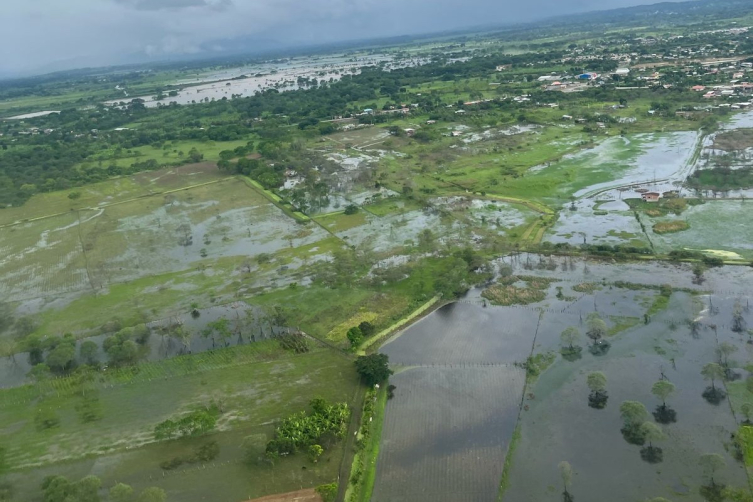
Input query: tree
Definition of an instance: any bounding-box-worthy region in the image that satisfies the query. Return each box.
[137,487,167,502]
[46,341,76,374]
[75,475,102,502]
[651,380,675,408]
[620,401,649,445]
[620,401,649,426]
[716,342,738,367]
[308,444,323,463]
[355,354,393,386]
[109,483,134,502]
[79,341,99,366]
[723,487,753,502]
[640,422,665,449]
[586,315,607,341]
[561,327,580,350]
[187,148,204,163]
[358,321,375,337]
[559,461,573,500]
[315,483,338,502]
[699,453,726,486]
[702,363,725,390]
[587,372,606,393]
[346,326,363,348]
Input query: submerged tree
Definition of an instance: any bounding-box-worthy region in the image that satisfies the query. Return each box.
[716,342,738,369]
[558,461,574,502]
[701,363,727,405]
[620,401,649,445]
[651,380,677,423]
[639,422,665,464]
[699,453,726,487]
[560,327,583,361]
[732,301,746,333]
[587,372,608,409]
[585,313,610,356]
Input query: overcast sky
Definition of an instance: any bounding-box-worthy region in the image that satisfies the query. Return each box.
[0,0,677,76]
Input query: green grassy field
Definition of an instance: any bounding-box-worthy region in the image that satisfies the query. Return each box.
[2,342,359,501]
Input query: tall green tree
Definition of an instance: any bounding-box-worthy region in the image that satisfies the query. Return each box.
[355,354,393,386]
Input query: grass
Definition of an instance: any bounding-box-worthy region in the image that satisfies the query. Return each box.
[647,293,671,317]
[314,210,369,233]
[738,426,753,466]
[241,176,310,222]
[326,311,379,344]
[76,139,251,171]
[482,285,546,306]
[0,342,357,471]
[359,295,442,353]
[362,197,425,217]
[572,282,602,293]
[347,387,388,502]
[0,164,230,227]
[607,316,641,336]
[497,421,522,499]
[652,220,690,234]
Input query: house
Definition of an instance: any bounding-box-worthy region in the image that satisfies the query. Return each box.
[615,68,630,76]
[426,120,436,125]
[451,131,463,137]
[562,115,573,120]
[641,192,661,202]
[692,85,706,92]
[404,128,416,137]
[363,108,374,115]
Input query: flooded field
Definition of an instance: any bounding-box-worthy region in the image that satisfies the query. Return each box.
[375,302,530,501]
[372,365,525,502]
[0,178,329,304]
[373,255,753,502]
[106,53,428,108]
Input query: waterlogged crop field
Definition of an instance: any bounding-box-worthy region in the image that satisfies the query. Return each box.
[372,255,753,502]
[372,365,525,502]
[374,302,530,502]
[641,200,753,260]
[1,343,359,502]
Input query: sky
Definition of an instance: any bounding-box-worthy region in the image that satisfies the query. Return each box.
[0,0,681,77]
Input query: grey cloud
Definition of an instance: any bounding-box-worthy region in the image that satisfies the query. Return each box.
[0,0,682,77]
[113,0,232,11]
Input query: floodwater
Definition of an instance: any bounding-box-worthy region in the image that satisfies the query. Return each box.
[3,110,60,120]
[375,302,531,501]
[374,256,753,502]
[105,53,430,109]
[504,291,751,502]
[381,302,538,365]
[372,366,525,502]
[0,302,283,389]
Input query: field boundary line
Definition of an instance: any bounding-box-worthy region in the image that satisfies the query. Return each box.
[239,175,310,223]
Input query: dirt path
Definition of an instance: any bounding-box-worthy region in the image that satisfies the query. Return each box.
[244,489,322,502]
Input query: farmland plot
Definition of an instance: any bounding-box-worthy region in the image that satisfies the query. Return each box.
[0,212,90,302]
[380,302,540,365]
[81,179,328,287]
[372,365,525,502]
